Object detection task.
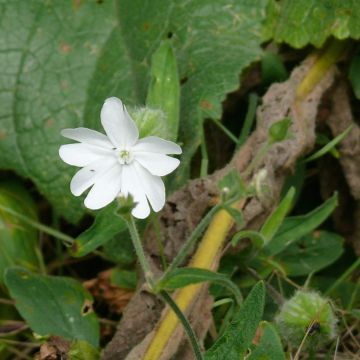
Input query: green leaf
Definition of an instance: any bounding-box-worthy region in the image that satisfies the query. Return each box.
[4,268,99,347]
[222,206,244,229]
[71,204,127,258]
[218,169,247,201]
[232,230,265,248]
[0,182,40,283]
[110,268,137,290]
[260,187,295,244]
[205,282,265,360]
[276,231,344,276]
[268,118,292,144]
[69,340,99,360]
[101,233,135,265]
[261,52,288,86]
[350,50,360,98]
[248,321,285,360]
[304,125,353,163]
[268,0,360,48]
[158,268,242,305]
[0,1,125,223]
[263,192,338,256]
[146,40,180,141]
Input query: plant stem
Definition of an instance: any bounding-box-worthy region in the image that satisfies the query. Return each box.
[159,290,204,360]
[125,215,155,288]
[211,118,239,144]
[237,92,258,148]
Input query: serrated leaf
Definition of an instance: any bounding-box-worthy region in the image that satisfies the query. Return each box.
[205,282,265,360]
[5,268,99,347]
[248,321,285,360]
[263,193,338,256]
[0,182,40,283]
[268,0,360,48]
[71,204,127,258]
[276,231,344,276]
[158,268,242,305]
[0,1,267,220]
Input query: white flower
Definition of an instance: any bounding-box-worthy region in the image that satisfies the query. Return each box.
[59,97,182,219]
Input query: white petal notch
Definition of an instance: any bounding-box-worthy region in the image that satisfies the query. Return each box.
[59,97,182,219]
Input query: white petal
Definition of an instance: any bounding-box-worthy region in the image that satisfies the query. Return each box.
[134,162,165,212]
[59,143,112,167]
[70,157,117,196]
[61,128,113,149]
[84,165,122,210]
[121,164,150,219]
[101,97,139,148]
[134,152,180,176]
[132,136,182,154]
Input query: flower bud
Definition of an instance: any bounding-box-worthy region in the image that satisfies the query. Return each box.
[276,290,337,348]
[129,107,170,139]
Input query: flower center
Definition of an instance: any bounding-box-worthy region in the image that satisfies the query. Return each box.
[118,149,133,165]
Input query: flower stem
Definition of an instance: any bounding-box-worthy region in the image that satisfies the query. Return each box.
[159,290,204,360]
[125,215,155,288]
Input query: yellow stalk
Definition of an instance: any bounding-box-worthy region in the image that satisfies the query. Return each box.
[144,208,234,360]
[296,40,348,100]
[143,39,346,360]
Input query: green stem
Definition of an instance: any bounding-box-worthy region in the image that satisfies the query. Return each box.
[0,204,74,246]
[211,118,239,144]
[243,142,271,178]
[159,290,204,360]
[237,93,258,148]
[125,215,155,288]
[325,257,360,296]
[162,205,221,280]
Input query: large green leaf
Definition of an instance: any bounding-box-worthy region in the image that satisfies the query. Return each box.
[0,0,267,222]
[0,1,126,222]
[276,231,344,276]
[4,267,99,347]
[0,182,40,284]
[205,282,265,360]
[267,0,360,48]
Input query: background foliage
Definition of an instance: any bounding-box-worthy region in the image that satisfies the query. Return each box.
[0,0,359,359]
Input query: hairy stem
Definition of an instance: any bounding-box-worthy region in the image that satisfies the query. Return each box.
[125,215,155,289]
